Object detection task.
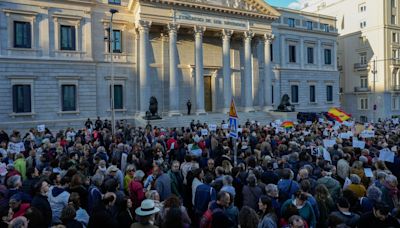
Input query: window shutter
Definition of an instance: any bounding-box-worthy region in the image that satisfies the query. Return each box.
[23,85,31,112]
[12,85,17,113]
[26,23,32,48]
[71,27,76,50]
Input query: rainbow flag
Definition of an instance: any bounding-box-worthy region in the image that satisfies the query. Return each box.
[327,107,351,122]
[281,121,294,129]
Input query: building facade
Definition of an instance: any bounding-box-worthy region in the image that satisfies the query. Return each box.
[304,0,400,122]
[0,0,338,130]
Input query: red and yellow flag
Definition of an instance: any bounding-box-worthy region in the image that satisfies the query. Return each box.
[281,121,294,129]
[327,107,351,122]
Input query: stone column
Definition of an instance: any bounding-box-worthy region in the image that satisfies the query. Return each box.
[138,20,151,116]
[263,34,274,111]
[243,31,254,112]
[168,23,181,116]
[273,68,281,107]
[222,29,233,113]
[300,37,305,69]
[194,26,206,115]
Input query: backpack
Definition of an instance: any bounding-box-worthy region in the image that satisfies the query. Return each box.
[199,207,223,228]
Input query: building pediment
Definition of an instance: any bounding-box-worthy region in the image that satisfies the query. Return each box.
[132,0,280,20]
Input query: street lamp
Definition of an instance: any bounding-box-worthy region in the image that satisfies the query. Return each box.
[109,9,118,135]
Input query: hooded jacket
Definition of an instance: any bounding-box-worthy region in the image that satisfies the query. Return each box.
[48,186,70,224]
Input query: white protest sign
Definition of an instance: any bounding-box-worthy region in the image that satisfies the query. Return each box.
[352,139,365,149]
[332,125,340,131]
[393,118,399,125]
[305,121,312,126]
[319,118,325,123]
[201,129,208,136]
[323,139,336,148]
[343,177,352,190]
[274,119,282,125]
[379,148,395,163]
[7,142,20,154]
[209,124,217,131]
[323,148,331,162]
[170,142,175,150]
[237,128,242,133]
[342,121,354,127]
[303,131,310,136]
[222,124,229,130]
[339,132,351,139]
[37,124,45,132]
[364,168,373,178]
[311,147,322,156]
[360,130,375,138]
[323,130,329,137]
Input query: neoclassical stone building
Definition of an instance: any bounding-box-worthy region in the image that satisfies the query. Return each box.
[0,0,339,129]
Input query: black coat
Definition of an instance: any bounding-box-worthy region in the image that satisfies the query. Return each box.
[31,194,52,227]
[88,204,118,228]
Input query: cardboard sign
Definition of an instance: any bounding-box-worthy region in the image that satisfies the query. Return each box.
[379,148,395,163]
[37,124,45,132]
[360,130,375,138]
[201,129,208,136]
[323,139,336,148]
[209,124,217,131]
[352,140,365,149]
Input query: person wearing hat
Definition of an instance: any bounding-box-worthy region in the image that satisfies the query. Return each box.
[131,199,160,228]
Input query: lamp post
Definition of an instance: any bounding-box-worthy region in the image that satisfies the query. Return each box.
[109,9,118,135]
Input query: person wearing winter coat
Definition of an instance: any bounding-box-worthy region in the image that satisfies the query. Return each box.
[242,174,263,211]
[31,179,52,227]
[48,174,70,224]
[329,197,360,228]
[281,191,316,228]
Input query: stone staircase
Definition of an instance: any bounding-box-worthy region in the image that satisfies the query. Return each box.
[133,111,298,128]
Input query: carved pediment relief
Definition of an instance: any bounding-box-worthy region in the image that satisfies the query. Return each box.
[182,0,280,17]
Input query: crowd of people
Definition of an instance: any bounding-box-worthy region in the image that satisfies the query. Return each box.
[0,116,400,228]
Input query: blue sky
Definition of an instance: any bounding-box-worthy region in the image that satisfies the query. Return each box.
[266,0,296,8]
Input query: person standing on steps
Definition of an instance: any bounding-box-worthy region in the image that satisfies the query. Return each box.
[187,99,192,115]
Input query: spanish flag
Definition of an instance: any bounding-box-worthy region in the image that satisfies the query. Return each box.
[327,107,351,122]
[281,121,294,129]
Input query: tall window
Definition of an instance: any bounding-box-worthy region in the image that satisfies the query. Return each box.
[393,32,399,43]
[289,45,296,63]
[392,96,399,110]
[392,0,397,7]
[288,18,295,27]
[306,21,313,30]
[291,85,299,103]
[14,21,31,48]
[110,85,123,109]
[326,85,333,102]
[309,85,316,103]
[61,85,76,111]
[60,25,76,50]
[12,85,31,113]
[324,49,332,65]
[322,23,330,32]
[360,53,367,64]
[271,85,274,104]
[360,76,368,88]
[109,0,121,4]
[108,29,122,53]
[360,98,368,110]
[359,4,366,12]
[307,47,314,64]
[360,21,367,28]
[392,15,397,25]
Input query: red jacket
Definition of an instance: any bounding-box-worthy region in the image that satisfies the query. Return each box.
[12,203,30,219]
[128,180,145,210]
